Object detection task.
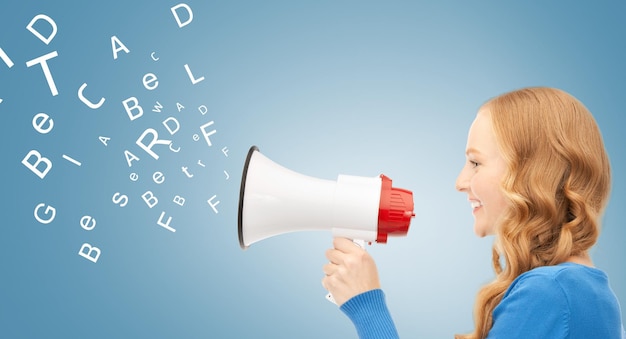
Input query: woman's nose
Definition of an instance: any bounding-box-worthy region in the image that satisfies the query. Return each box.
[455,168,469,192]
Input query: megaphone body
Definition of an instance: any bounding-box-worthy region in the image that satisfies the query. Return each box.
[238,146,415,249]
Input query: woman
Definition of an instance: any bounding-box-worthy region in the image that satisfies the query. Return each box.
[322,87,625,338]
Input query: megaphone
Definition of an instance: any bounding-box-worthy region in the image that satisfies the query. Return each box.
[238,146,415,249]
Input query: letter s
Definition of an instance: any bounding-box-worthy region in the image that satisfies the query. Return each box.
[112,192,129,207]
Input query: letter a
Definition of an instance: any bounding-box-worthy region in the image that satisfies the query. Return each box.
[111,36,130,60]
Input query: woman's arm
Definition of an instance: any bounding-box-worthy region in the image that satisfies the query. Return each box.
[322,238,399,338]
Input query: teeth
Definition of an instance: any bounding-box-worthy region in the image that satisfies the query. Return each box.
[470,201,482,209]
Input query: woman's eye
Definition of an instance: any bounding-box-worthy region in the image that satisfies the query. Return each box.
[470,160,479,168]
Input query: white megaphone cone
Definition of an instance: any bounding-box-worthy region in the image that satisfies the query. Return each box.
[238,146,415,249]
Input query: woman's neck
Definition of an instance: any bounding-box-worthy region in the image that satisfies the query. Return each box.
[566,252,594,267]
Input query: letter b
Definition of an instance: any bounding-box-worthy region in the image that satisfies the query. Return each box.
[78,243,101,263]
[22,150,52,179]
[142,191,158,208]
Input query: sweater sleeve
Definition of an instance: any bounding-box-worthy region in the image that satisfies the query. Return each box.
[340,289,399,339]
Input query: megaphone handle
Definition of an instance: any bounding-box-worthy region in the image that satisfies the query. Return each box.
[325,239,367,305]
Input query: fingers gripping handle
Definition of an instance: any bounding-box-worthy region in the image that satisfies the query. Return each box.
[325,239,366,305]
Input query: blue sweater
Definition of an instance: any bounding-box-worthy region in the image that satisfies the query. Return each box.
[341,263,625,338]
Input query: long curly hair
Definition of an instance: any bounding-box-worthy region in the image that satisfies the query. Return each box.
[456,87,612,339]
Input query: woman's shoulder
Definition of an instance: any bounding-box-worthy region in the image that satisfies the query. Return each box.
[506,262,613,303]
[516,262,607,286]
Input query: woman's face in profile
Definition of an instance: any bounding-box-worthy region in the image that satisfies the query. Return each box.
[456,109,508,237]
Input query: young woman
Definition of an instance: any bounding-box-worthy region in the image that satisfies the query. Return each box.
[322,87,625,338]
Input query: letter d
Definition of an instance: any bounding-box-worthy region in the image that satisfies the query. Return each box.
[26,14,58,45]
[171,3,193,28]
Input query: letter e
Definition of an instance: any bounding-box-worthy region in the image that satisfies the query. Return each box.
[32,112,54,134]
[80,215,96,231]
[142,73,158,90]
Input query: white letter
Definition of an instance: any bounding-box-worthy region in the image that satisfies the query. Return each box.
[142,191,159,208]
[171,3,193,28]
[122,97,143,121]
[26,51,59,96]
[184,64,204,84]
[142,73,159,90]
[198,105,207,115]
[62,154,81,166]
[32,112,54,134]
[99,136,110,146]
[207,195,220,214]
[112,192,129,207]
[78,243,101,263]
[124,150,140,167]
[169,143,180,152]
[200,121,216,146]
[157,212,176,232]
[26,14,57,45]
[34,203,56,224]
[173,195,185,206]
[136,128,171,160]
[111,36,130,60]
[78,83,105,109]
[153,171,165,184]
[181,166,193,178]
[152,101,163,112]
[80,215,96,231]
[162,117,180,135]
[22,150,52,179]
[0,47,14,68]
[176,102,185,112]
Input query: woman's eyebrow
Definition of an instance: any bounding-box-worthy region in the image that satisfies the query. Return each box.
[465,147,481,156]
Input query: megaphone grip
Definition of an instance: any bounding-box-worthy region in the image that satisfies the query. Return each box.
[325,239,366,305]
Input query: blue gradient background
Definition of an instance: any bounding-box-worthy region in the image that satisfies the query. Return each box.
[2,1,624,338]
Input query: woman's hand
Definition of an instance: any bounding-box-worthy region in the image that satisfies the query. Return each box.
[322,237,381,306]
